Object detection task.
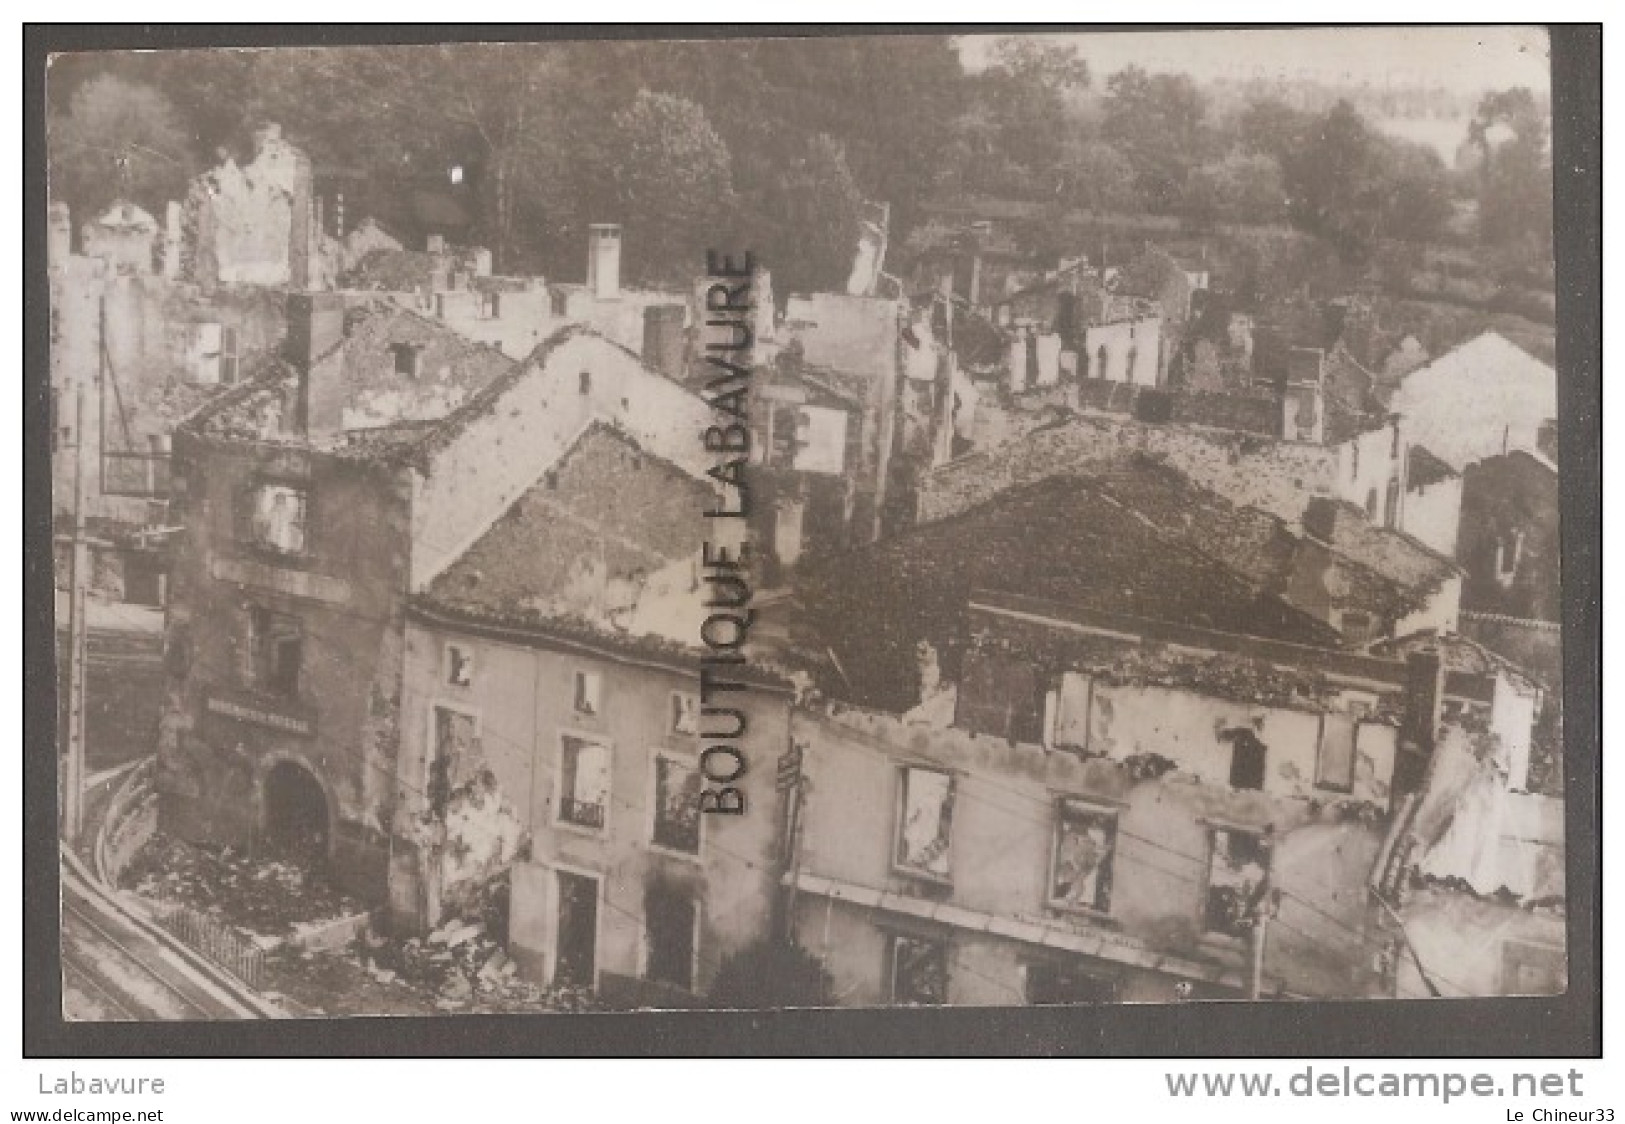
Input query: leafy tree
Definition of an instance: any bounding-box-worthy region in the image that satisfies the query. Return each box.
[1183,152,1288,228]
[1469,87,1552,252]
[708,939,834,1009]
[948,38,1092,200]
[1235,96,1314,163]
[1276,100,1454,260]
[1377,141,1455,246]
[989,36,1091,93]
[607,90,736,285]
[1056,141,1138,215]
[1101,66,1211,213]
[47,75,196,221]
[751,133,866,297]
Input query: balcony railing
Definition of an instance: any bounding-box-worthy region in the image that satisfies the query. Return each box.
[101,453,172,499]
[560,796,606,830]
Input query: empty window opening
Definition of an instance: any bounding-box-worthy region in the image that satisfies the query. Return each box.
[554,871,599,988]
[1203,827,1271,939]
[652,754,702,854]
[392,343,422,378]
[644,883,698,992]
[894,767,954,881]
[244,606,303,697]
[559,735,611,830]
[1049,799,1118,912]
[889,935,948,1005]
[1224,727,1268,791]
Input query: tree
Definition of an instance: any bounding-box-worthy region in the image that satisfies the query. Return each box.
[1469,87,1552,252]
[1056,141,1138,215]
[1378,141,1455,246]
[708,940,834,1009]
[952,38,1092,199]
[1235,96,1314,163]
[607,91,736,285]
[751,133,866,297]
[1275,100,1454,260]
[1183,152,1287,228]
[989,36,1091,93]
[1101,66,1211,213]
[47,75,195,221]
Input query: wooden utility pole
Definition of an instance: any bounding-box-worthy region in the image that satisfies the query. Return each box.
[61,363,90,844]
[1248,888,1281,1001]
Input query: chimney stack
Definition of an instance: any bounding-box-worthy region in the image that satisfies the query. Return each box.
[641,304,687,379]
[288,293,348,438]
[1401,648,1446,756]
[1302,495,1340,543]
[587,224,621,300]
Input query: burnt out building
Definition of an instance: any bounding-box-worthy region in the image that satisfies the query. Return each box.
[157,295,722,903]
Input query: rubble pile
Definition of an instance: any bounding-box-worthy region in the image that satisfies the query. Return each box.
[347,917,604,1014]
[122,832,362,937]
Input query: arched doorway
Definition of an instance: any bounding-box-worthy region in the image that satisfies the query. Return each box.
[261,758,329,864]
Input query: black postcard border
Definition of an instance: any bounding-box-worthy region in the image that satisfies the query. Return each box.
[22,22,1601,1058]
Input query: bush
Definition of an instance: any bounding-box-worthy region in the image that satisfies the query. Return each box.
[708,939,834,1010]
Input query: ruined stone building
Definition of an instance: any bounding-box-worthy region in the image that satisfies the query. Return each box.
[1456,449,1561,625]
[776,454,1552,1005]
[49,197,289,604]
[184,123,323,292]
[1368,634,1563,998]
[395,421,795,1004]
[783,471,1475,1004]
[157,294,737,904]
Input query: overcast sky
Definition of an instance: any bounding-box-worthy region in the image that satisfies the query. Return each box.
[957,27,1550,98]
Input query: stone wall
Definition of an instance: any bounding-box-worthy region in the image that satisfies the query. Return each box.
[790,703,1390,1004]
[411,329,717,591]
[158,434,413,903]
[400,618,789,987]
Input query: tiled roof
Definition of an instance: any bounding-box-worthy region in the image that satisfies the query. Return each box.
[1089,459,1436,623]
[1302,497,1462,594]
[181,321,623,466]
[423,421,707,610]
[413,421,799,687]
[1372,630,1540,694]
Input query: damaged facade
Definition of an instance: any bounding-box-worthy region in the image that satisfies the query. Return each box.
[787,510,1442,1003]
[158,290,734,902]
[61,80,1566,1015]
[395,423,793,1002]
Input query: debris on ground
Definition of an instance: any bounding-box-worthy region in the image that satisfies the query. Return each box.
[120,831,601,1015]
[122,832,361,937]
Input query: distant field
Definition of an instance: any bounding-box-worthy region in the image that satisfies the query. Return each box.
[1371,115,1471,162]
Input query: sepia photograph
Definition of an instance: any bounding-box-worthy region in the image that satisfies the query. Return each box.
[41,25,1579,1029]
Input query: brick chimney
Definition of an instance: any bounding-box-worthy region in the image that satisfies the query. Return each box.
[287,292,348,437]
[1401,648,1446,756]
[641,304,686,379]
[587,224,621,300]
[1302,495,1341,543]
